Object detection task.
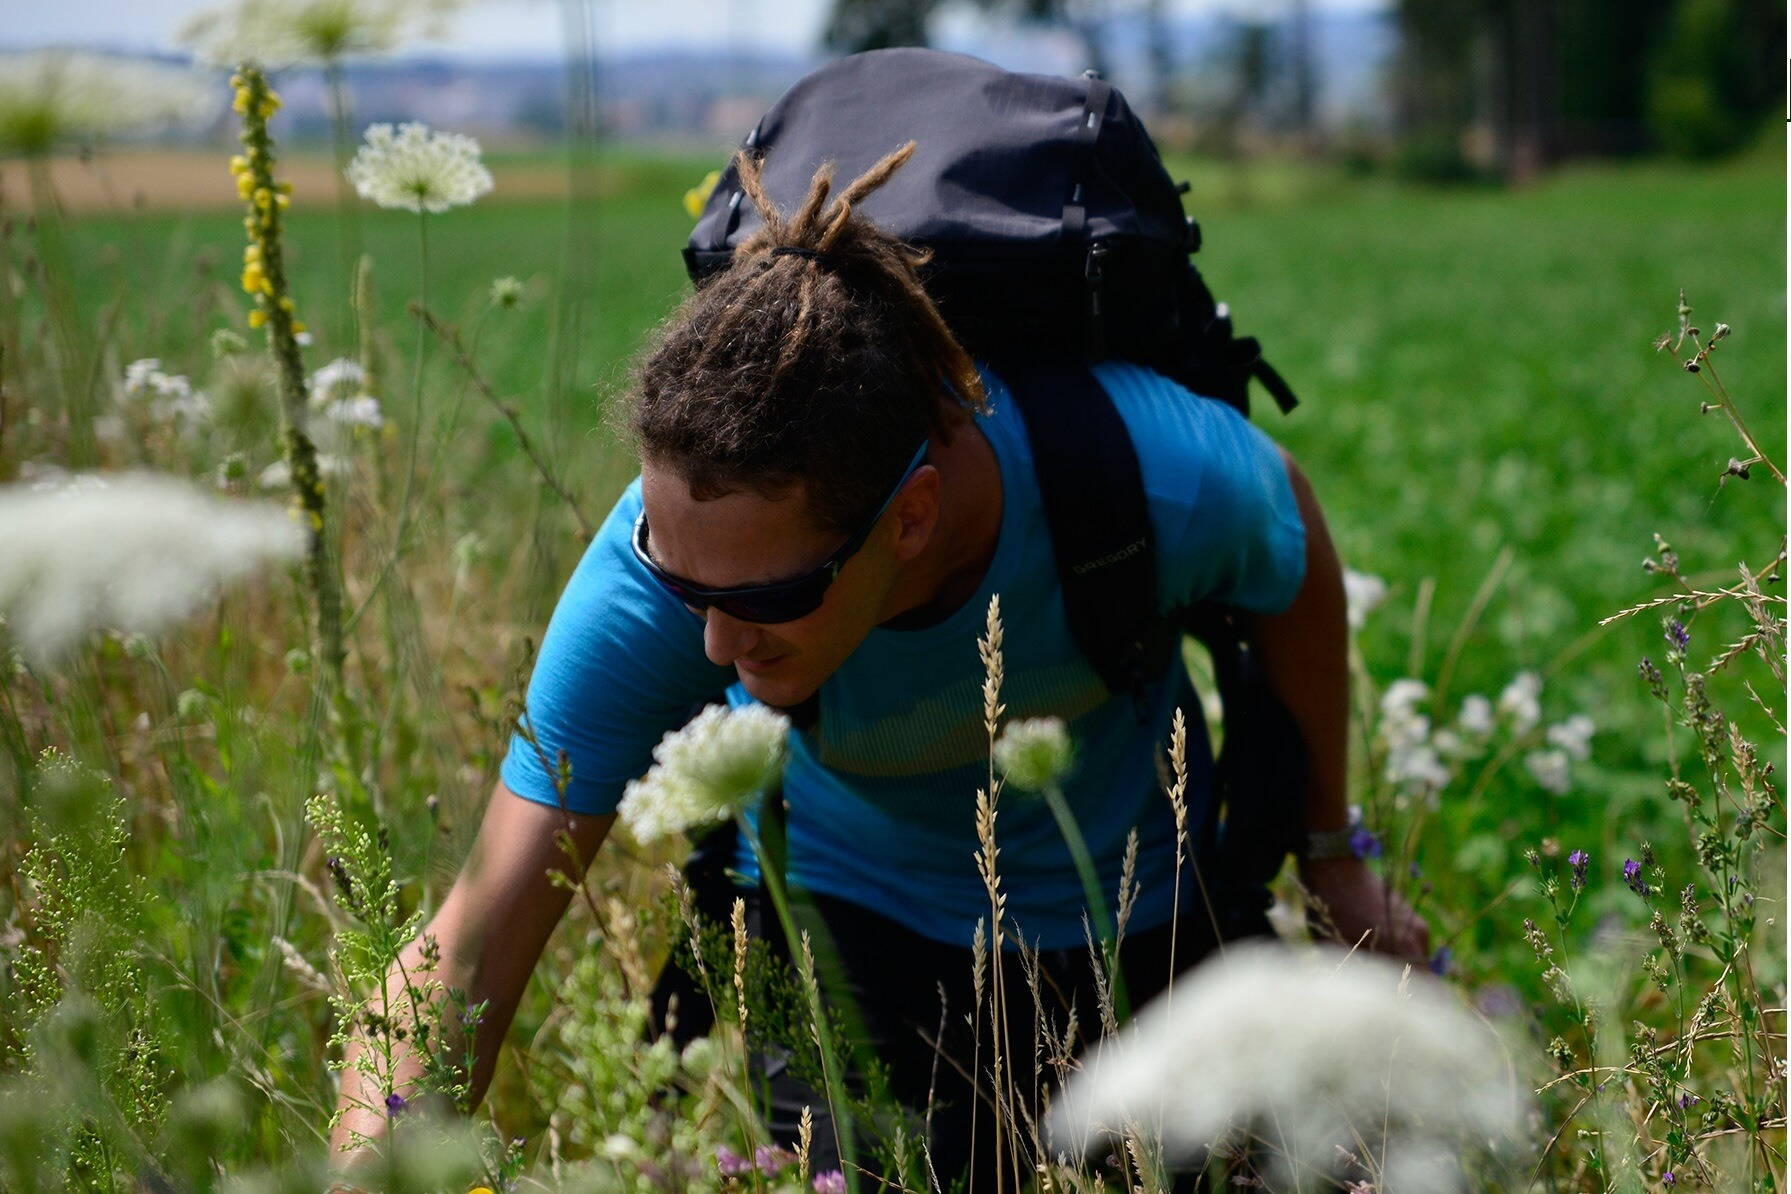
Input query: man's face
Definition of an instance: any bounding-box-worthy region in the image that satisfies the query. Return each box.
[637,459,936,709]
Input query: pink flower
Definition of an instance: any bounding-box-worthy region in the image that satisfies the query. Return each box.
[813,1170,847,1194]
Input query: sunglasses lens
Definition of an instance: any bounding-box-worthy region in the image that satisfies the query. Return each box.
[715,580,825,624]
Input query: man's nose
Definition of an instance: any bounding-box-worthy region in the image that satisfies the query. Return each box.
[702,607,762,667]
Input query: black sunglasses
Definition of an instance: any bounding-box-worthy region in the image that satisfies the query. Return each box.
[632,442,929,624]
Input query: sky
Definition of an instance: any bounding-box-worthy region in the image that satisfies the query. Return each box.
[6,0,1386,60]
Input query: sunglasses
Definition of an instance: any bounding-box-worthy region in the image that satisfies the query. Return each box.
[632,441,930,624]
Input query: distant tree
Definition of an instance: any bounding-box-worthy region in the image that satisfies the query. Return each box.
[1287,0,1318,145]
[1646,0,1776,156]
[1143,0,1174,115]
[822,0,941,51]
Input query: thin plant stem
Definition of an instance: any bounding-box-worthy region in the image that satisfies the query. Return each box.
[1040,783,1130,1025]
[735,811,861,1194]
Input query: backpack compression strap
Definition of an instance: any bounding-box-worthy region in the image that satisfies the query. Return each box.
[995,358,1178,719]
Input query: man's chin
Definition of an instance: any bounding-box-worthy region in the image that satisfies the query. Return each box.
[736,668,818,711]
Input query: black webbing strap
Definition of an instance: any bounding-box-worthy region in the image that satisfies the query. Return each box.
[1059,75,1110,244]
[996,357,1176,720]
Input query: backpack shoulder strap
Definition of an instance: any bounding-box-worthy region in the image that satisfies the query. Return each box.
[994,357,1177,718]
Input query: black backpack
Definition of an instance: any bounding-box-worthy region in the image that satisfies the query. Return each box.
[682,47,1307,929]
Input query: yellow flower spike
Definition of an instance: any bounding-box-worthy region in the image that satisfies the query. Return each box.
[275,193,290,208]
[229,154,249,176]
[683,169,721,220]
[291,321,307,335]
[232,91,250,115]
[469,1187,497,1194]
[236,174,255,200]
[279,296,294,312]
[248,309,267,328]
[243,244,261,262]
[308,509,323,532]
[253,187,272,208]
[277,181,293,194]
[241,267,264,296]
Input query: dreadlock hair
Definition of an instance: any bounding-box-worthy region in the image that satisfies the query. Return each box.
[631,140,988,535]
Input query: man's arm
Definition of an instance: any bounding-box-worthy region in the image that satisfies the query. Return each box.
[1242,447,1429,961]
[329,782,614,1161]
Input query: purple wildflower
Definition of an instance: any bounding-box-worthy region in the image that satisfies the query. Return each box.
[754,1145,793,1175]
[1663,1172,1676,1186]
[1623,858,1650,897]
[1474,984,1523,1019]
[1567,850,1589,891]
[1666,621,1690,650]
[1348,825,1383,860]
[813,1170,847,1194]
[384,1092,406,1116]
[1678,1092,1700,1111]
[715,1146,750,1177]
[1428,946,1452,976]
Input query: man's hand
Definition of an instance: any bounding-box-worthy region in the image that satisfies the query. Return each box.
[1298,857,1430,963]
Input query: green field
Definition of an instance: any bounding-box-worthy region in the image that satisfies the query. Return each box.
[4,136,1784,1188]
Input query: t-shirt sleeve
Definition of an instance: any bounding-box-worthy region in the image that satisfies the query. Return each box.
[498,480,735,816]
[1094,361,1309,616]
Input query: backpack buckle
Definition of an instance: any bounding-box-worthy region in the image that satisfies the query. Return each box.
[1084,241,1108,358]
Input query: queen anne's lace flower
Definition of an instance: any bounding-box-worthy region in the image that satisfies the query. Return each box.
[346,121,493,213]
[618,704,790,844]
[1342,567,1388,631]
[0,52,215,156]
[0,471,302,663]
[993,716,1074,791]
[1048,942,1525,1190]
[180,0,463,69]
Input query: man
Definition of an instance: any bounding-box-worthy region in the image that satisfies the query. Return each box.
[329,144,1427,1184]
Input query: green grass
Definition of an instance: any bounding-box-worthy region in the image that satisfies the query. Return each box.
[6,141,1783,1185]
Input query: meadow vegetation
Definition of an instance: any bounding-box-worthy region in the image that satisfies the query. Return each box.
[0,66,1782,1192]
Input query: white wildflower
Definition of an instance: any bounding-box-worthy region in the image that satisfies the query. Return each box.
[1429,728,1467,760]
[1379,679,1429,724]
[1496,670,1542,732]
[1545,713,1595,762]
[346,121,492,214]
[618,704,790,844]
[120,359,211,424]
[1523,749,1571,796]
[258,454,351,490]
[0,472,302,664]
[325,395,384,429]
[1386,741,1450,792]
[307,358,366,408]
[992,716,1073,791]
[1456,693,1495,736]
[489,275,524,308]
[180,0,464,69]
[1342,568,1388,631]
[1047,942,1525,1191]
[0,52,215,156]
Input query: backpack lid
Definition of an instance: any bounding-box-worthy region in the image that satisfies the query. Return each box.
[686,47,1191,265]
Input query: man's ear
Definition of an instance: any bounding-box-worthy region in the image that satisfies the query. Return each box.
[888,465,942,562]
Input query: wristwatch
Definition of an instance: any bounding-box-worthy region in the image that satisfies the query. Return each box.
[1300,806,1365,862]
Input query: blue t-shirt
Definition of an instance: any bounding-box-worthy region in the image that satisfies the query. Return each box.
[499,360,1307,950]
